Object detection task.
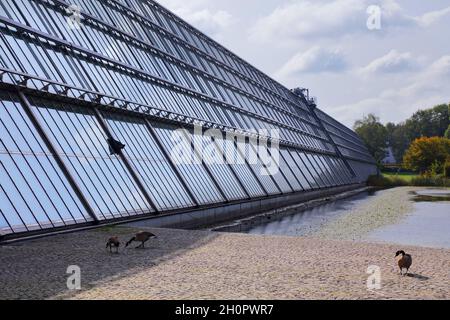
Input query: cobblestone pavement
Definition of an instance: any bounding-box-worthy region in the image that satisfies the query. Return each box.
[1,226,449,300]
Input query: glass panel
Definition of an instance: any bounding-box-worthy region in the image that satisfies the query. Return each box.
[310,154,332,187]
[323,156,345,185]
[281,149,311,190]
[221,137,266,197]
[336,158,354,184]
[152,122,225,205]
[241,140,281,195]
[0,93,91,234]
[276,149,302,192]
[192,131,247,201]
[105,113,195,210]
[30,98,152,219]
[316,155,338,186]
[299,152,325,188]
[290,150,317,189]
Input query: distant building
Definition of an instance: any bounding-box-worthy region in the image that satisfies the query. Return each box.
[382,147,397,164]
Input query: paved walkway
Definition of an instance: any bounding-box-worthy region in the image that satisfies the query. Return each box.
[1,227,449,300]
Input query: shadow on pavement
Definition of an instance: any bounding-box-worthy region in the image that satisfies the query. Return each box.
[0,225,220,300]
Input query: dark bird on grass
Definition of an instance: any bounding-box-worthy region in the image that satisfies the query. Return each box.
[396,250,413,276]
[106,236,120,253]
[126,231,157,249]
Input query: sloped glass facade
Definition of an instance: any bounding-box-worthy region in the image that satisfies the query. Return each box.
[0,0,376,239]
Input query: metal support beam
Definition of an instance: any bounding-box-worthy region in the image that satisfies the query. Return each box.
[17,90,99,223]
[144,119,200,207]
[108,0,299,110]
[0,67,339,158]
[92,108,159,213]
[50,0,307,127]
[306,103,357,178]
[0,15,328,146]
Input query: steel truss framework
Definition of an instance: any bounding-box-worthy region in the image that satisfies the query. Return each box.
[0,0,376,240]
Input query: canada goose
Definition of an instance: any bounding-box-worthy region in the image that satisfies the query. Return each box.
[126,231,157,249]
[396,250,413,276]
[106,236,120,253]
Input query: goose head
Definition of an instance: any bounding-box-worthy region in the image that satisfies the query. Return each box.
[395,250,406,257]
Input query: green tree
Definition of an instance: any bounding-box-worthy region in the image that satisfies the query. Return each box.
[354,114,388,163]
[445,156,450,178]
[403,137,450,174]
[445,125,450,139]
[405,104,449,138]
[389,104,450,162]
[386,122,409,163]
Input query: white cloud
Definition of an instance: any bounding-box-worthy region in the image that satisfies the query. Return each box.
[360,50,419,75]
[329,55,450,126]
[157,0,233,36]
[157,0,450,128]
[182,10,233,35]
[428,55,450,76]
[416,6,450,27]
[249,0,366,43]
[277,46,348,78]
[249,0,450,44]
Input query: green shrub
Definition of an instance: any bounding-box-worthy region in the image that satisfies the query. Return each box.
[367,175,408,187]
[429,160,444,176]
[410,176,450,187]
[368,174,450,187]
[445,157,450,178]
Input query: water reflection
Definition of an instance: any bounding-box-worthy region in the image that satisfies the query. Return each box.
[244,188,450,249]
[246,191,377,236]
[411,189,450,202]
[367,201,450,249]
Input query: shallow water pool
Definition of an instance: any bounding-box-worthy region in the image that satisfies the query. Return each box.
[245,191,377,237]
[244,189,450,249]
[366,197,450,249]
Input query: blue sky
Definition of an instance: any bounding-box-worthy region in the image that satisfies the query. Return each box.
[157,0,450,127]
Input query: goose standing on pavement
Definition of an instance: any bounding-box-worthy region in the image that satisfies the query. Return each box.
[106,236,120,253]
[126,231,157,249]
[396,250,413,276]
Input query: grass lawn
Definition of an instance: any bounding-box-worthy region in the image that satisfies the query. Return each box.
[373,172,450,187]
[382,172,419,183]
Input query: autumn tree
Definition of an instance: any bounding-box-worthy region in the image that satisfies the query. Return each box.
[403,137,450,174]
[388,104,449,161]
